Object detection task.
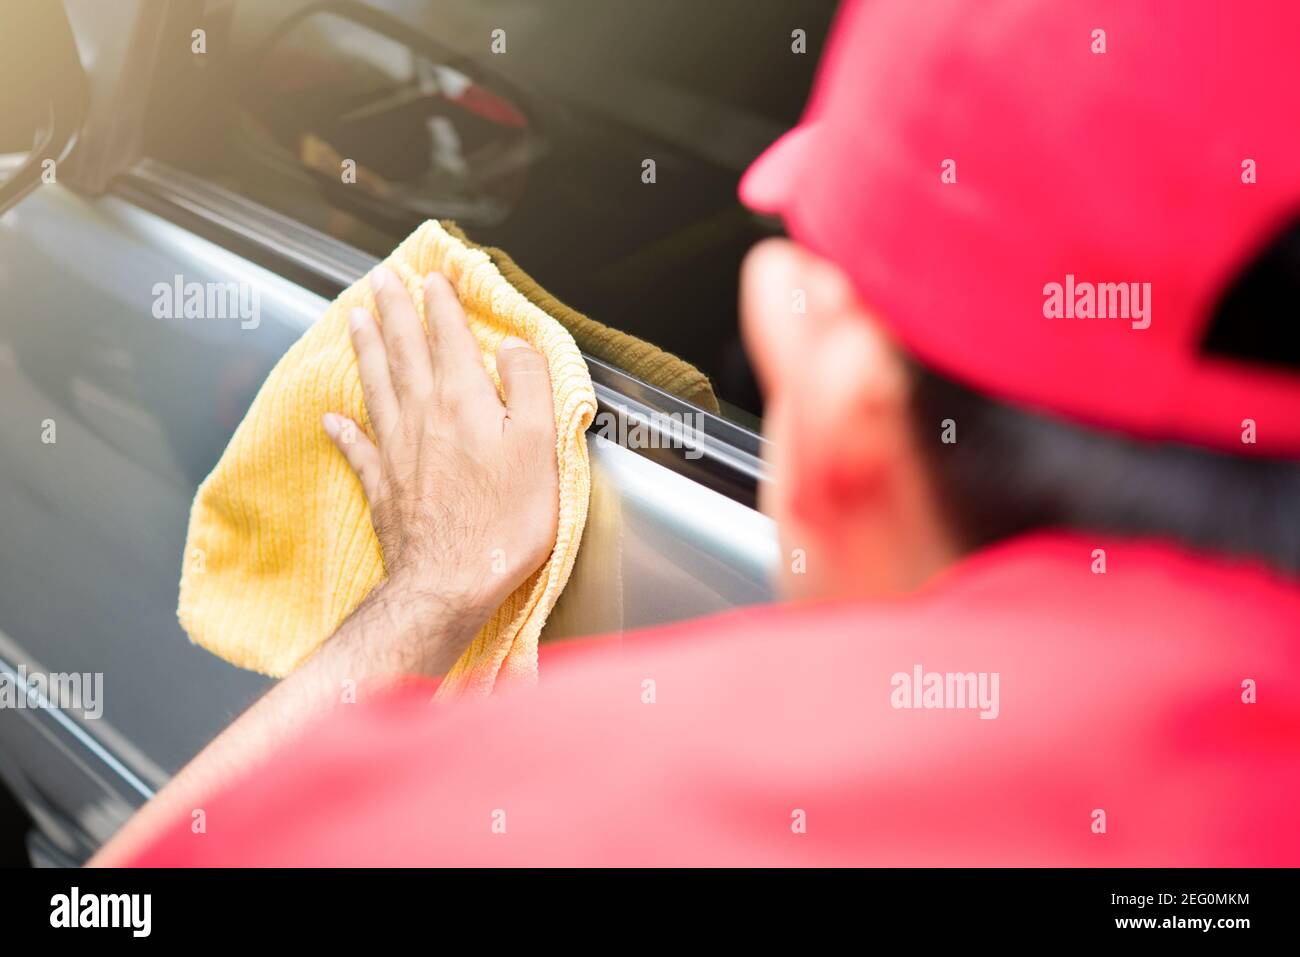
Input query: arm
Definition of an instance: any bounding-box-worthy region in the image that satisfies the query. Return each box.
[91,265,558,866]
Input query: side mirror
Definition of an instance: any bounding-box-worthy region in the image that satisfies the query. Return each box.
[0,0,87,213]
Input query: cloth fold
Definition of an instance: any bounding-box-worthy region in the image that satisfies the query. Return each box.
[177,220,596,698]
[439,221,720,414]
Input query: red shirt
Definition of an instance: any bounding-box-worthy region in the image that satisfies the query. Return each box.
[133,534,1300,865]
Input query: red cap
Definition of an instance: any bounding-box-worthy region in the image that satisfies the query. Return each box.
[741,0,1300,456]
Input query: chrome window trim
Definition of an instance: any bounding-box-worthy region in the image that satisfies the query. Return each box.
[113,158,769,505]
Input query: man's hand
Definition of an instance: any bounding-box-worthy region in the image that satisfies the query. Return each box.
[90,266,559,866]
[322,265,559,671]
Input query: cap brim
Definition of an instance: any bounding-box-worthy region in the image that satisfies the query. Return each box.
[738,124,819,215]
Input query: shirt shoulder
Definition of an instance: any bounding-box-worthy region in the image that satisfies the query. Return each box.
[134,535,1300,866]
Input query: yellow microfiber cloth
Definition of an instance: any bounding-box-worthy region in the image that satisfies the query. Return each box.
[439,222,721,414]
[177,220,596,698]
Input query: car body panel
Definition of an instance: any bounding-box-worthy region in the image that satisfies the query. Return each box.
[0,182,776,860]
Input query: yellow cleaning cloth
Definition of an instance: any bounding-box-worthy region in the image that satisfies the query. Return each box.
[439,222,720,414]
[177,220,596,698]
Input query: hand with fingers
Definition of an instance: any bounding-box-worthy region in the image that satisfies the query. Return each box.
[322,265,558,666]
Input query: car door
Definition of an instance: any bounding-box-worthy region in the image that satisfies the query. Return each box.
[0,0,833,863]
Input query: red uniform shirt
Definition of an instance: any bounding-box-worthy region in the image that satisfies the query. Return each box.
[132,534,1300,866]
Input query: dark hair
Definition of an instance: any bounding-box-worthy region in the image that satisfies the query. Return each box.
[908,215,1300,576]
[910,369,1300,574]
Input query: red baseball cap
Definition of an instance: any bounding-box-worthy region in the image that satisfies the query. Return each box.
[741,0,1300,457]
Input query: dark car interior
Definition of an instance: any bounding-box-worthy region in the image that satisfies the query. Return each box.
[142,0,840,424]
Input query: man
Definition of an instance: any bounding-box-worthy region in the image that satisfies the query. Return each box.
[95,0,1300,866]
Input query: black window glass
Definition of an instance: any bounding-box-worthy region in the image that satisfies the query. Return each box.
[145,0,839,424]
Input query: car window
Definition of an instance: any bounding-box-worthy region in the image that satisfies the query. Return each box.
[144,0,838,424]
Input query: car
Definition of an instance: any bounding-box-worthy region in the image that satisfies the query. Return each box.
[0,0,836,864]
